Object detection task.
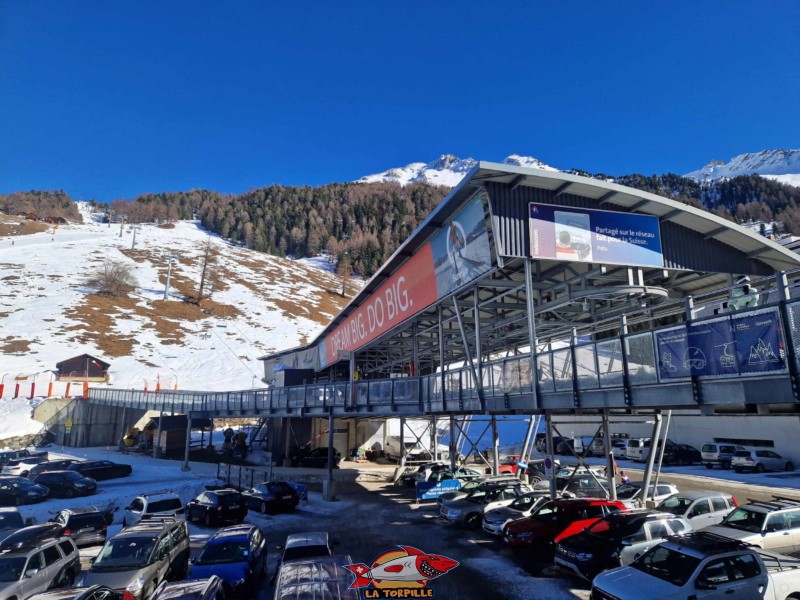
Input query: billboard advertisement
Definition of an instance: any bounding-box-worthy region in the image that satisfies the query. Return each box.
[656,308,786,379]
[529,203,663,268]
[319,192,493,367]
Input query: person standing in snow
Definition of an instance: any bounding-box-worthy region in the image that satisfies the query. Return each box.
[729,275,760,310]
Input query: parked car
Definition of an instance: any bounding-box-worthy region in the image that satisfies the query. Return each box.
[625,438,650,462]
[0,450,28,468]
[27,459,80,479]
[0,507,25,540]
[414,463,451,485]
[291,447,341,468]
[591,531,800,600]
[123,491,186,527]
[80,517,190,600]
[186,489,247,526]
[535,435,565,453]
[67,460,132,481]
[615,482,680,509]
[503,498,627,559]
[498,455,522,474]
[555,510,693,580]
[188,524,267,594]
[427,466,482,483]
[702,497,800,554]
[0,532,80,597]
[273,556,359,600]
[732,449,794,473]
[611,440,628,460]
[274,531,337,582]
[51,507,111,547]
[150,577,226,600]
[33,471,97,498]
[482,491,549,535]
[700,442,746,469]
[440,482,533,528]
[0,475,49,505]
[524,458,561,483]
[435,475,520,507]
[663,443,702,465]
[28,586,123,600]
[242,481,299,514]
[398,462,447,487]
[533,469,610,498]
[656,491,738,529]
[1,455,49,477]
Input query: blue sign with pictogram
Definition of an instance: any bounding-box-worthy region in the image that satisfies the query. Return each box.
[415,479,461,501]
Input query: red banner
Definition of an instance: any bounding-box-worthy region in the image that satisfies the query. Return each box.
[323,245,438,365]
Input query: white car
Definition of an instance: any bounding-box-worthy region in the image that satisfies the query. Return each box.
[482,492,549,535]
[123,491,185,527]
[732,449,794,473]
[615,482,679,509]
[1,456,48,477]
[611,440,628,460]
[440,482,532,528]
[656,490,737,529]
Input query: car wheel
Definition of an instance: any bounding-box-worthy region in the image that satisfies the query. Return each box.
[464,513,481,529]
[756,463,765,473]
[60,569,74,587]
[204,512,212,527]
[734,467,742,473]
[260,501,268,514]
[786,462,795,472]
[705,463,713,469]
[64,488,74,499]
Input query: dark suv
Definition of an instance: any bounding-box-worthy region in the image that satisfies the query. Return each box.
[34,471,97,498]
[243,482,299,514]
[52,508,111,547]
[291,447,341,468]
[189,525,267,594]
[186,489,247,526]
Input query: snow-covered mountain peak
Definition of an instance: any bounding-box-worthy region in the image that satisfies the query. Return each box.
[356,153,557,187]
[685,149,800,187]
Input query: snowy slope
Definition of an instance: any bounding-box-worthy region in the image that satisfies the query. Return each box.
[0,209,354,394]
[357,153,558,187]
[685,149,800,187]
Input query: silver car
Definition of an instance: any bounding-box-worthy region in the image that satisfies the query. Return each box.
[703,499,800,554]
[482,492,548,535]
[655,490,737,529]
[615,482,679,509]
[0,536,80,598]
[440,483,532,528]
[732,449,794,473]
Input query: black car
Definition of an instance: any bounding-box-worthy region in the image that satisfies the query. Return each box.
[51,507,111,547]
[0,507,25,540]
[663,443,702,465]
[243,481,299,514]
[34,471,97,498]
[28,459,80,479]
[150,576,227,600]
[67,460,132,481]
[28,585,122,600]
[186,489,248,526]
[0,476,49,505]
[291,447,341,468]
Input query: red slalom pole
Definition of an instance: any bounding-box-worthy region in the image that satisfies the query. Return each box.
[13,383,20,399]
[29,382,35,399]
[47,382,53,398]
[0,383,4,398]
[65,382,71,398]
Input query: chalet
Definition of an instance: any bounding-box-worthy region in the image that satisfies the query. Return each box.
[142,415,212,456]
[55,354,110,381]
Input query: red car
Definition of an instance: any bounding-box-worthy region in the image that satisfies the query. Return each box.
[503,498,627,559]
[498,455,521,475]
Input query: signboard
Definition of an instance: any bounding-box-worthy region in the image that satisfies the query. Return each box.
[64,418,73,434]
[320,192,493,367]
[415,478,462,501]
[544,457,553,479]
[529,203,663,268]
[657,308,786,379]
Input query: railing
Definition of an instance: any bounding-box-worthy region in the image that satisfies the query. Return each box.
[89,290,800,415]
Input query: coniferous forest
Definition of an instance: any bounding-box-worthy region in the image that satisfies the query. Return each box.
[5,173,800,278]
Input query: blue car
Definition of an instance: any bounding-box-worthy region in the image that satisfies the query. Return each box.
[188,525,267,593]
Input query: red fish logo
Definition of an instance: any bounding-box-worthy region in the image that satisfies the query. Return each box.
[344,545,459,590]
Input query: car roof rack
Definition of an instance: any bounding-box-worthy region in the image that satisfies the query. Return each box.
[136,515,178,526]
[666,531,754,552]
[744,497,800,510]
[140,489,176,497]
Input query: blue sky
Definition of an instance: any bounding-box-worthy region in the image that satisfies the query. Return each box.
[1,1,798,201]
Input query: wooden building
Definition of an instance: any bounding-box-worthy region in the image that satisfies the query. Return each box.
[55,354,110,381]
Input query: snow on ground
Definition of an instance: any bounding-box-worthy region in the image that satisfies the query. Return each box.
[0,396,46,440]
[0,211,355,393]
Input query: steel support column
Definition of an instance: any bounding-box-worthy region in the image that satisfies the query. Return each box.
[640,412,662,507]
[326,414,336,500]
[491,415,500,475]
[653,410,672,496]
[519,415,536,480]
[181,412,192,471]
[449,416,457,471]
[438,305,446,407]
[545,411,556,499]
[154,410,163,459]
[453,296,484,410]
[602,411,616,500]
[524,259,539,408]
[431,416,438,462]
[474,288,483,396]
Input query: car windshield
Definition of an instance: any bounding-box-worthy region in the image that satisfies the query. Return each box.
[283,545,330,562]
[500,457,517,465]
[57,471,83,481]
[253,484,270,494]
[0,512,23,530]
[658,496,693,515]
[148,498,182,512]
[532,503,562,522]
[217,494,242,506]
[93,536,156,569]
[196,540,249,565]
[616,484,642,499]
[721,507,767,533]
[0,557,25,582]
[734,451,752,458]
[510,495,538,510]
[632,545,701,587]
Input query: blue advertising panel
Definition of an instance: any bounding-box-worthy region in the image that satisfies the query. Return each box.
[657,309,786,379]
[529,203,663,268]
[415,479,461,501]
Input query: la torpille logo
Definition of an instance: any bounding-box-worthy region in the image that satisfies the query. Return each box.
[344,545,459,598]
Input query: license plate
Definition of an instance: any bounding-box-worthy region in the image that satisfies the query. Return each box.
[282,495,292,500]
[230,505,240,509]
